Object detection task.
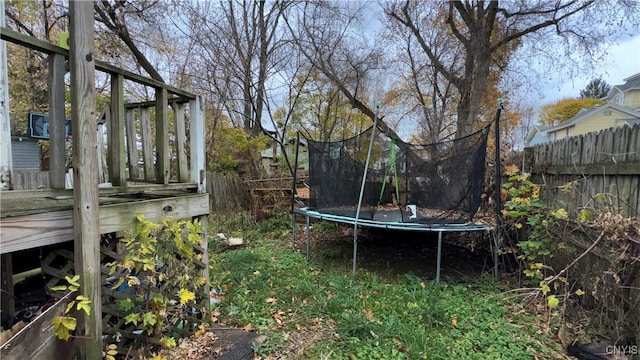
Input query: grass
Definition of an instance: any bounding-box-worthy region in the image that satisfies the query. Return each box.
[208,213,561,359]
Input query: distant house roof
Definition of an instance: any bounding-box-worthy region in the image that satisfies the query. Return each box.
[604,72,640,100]
[524,103,640,148]
[523,124,553,145]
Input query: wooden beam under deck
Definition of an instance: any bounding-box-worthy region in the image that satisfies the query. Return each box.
[0,193,209,254]
[0,183,199,200]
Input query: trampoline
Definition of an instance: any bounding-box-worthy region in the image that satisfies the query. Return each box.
[291,102,504,281]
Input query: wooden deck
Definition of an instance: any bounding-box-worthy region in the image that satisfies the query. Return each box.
[2,7,209,355]
[0,184,208,254]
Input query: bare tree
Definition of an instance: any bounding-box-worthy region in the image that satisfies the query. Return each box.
[284,2,410,140]
[385,0,639,138]
[176,1,292,137]
[94,0,166,82]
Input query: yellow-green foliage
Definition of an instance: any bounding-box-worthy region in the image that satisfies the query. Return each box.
[539,97,605,126]
[105,215,208,346]
[210,124,269,173]
[51,275,92,341]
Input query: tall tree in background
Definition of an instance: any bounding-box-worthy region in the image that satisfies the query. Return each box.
[385,0,639,138]
[94,1,169,83]
[579,78,611,99]
[285,2,405,141]
[177,1,291,137]
[539,97,605,126]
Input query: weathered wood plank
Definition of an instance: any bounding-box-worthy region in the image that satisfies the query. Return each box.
[532,162,640,176]
[155,88,169,184]
[197,214,209,319]
[69,3,102,357]
[97,122,108,183]
[0,183,198,201]
[109,73,126,185]
[171,102,189,182]
[125,109,139,179]
[0,3,12,191]
[0,211,73,253]
[0,193,209,254]
[190,96,206,193]
[528,124,640,218]
[1,253,14,326]
[100,193,209,233]
[0,292,75,360]
[48,53,66,189]
[629,125,640,162]
[140,107,155,181]
[11,170,50,190]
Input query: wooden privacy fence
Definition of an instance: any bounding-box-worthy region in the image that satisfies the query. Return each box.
[524,124,640,218]
[11,171,49,190]
[207,172,255,212]
[206,173,309,214]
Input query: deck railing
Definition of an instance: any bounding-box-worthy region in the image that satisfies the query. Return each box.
[1,27,205,191]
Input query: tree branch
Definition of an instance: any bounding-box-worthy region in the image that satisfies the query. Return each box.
[491,0,595,52]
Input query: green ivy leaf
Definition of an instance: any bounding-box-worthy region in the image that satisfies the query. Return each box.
[540,281,550,296]
[124,313,140,326]
[577,209,591,222]
[575,289,585,296]
[142,312,157,327]
[117,298,135,312]
[547,295,559,309]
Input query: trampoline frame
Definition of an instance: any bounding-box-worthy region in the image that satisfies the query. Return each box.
[290,102,504,282]
[292,207,494,282]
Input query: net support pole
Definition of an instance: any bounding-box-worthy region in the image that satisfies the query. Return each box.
[493,99,504,280]
[352,102,381,275]
[305,215,311,261]
[436,231,443,282]
[291,131,301,251]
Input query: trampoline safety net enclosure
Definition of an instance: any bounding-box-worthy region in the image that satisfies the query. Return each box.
[302,125,490,224]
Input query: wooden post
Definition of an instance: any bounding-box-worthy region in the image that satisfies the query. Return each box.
[108,73,126,185]
[125,109,139,179]
[171,102,189,182]
[0,1,13,190]
[189,95,208,319]
[155,87,169,184]
[140,107,155,181]
[69,2,102,358]
[0,254,15,327]
[49,53,66,189]
[189,95,206,193]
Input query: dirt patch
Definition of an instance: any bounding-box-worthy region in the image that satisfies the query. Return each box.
[156,325,259,360]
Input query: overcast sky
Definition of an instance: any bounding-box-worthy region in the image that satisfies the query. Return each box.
[539,34,640,103]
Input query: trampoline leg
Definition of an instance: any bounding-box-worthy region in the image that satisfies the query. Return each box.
[493,230,499,280]
[291,212,296,251]
[436,231,442,283]
[352,233,358,276]
[305,216,310,261]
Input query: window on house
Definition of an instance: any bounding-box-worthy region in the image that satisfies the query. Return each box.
[604,110,612,116]
[615,93,624,105]
[566,128,570,137]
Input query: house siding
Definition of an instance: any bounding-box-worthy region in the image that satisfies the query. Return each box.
[623,89,640,109]
[570,109,630,136]
[11,138,41,170]
[526,133,552,147]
